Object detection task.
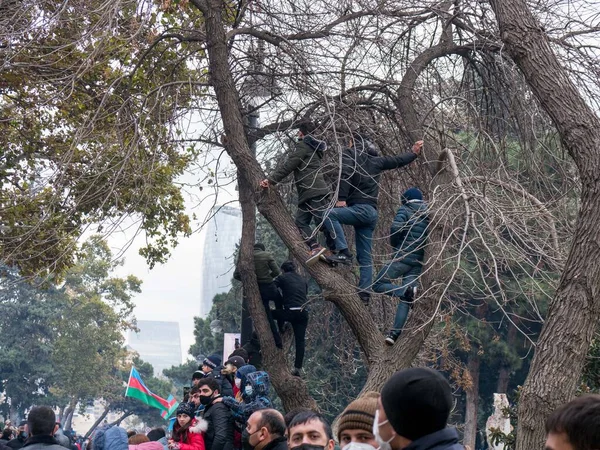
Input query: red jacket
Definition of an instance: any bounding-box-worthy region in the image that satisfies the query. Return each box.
[172,418,207,450]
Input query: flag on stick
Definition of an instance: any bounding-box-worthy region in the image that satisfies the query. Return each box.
[161,395,179,419]
[125,367,171,412]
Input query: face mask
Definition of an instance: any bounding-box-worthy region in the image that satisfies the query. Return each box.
[290,445,325,450]
[244,385,253,396]
[241,429,258,450]
[373,410,394,450]
[19,432,28,439]
[342,443,377,450]
[235,378,242,389]
[199,394,213,406]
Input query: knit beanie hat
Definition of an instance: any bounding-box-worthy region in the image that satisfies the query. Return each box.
[191,370,204,381]
[225,356,246,369]
[229,348,249,363]
[401,188,423,204]
[381,368,452,441]
[203,354,222,370]
[337,392,380,441]
[176,402,196,418]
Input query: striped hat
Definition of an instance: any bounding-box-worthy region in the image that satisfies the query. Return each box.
[337,392,380,440]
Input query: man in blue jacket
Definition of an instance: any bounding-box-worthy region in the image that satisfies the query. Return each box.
[373,188,429,345]
[327,136,422,304]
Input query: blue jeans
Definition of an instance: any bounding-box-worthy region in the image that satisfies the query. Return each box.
[327,204,378,291]
[373,260,422,332]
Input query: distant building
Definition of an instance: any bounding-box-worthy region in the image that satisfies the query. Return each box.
[127,320,182,377]
[199,205,242,317]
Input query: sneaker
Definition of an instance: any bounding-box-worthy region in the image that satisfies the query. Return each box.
[291,367,302,377]
[385,330,401,346]
[326,252,353,265]
[358,292,371,305]
[306,246,326,266]
[404,286,417,304]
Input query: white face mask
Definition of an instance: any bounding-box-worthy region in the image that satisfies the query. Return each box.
[235,378,242,389]
[342,443,378,450]
[372,410,395,450]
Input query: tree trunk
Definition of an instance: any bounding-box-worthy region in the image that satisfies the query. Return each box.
[84,404,111,439]
[488,1,600,449]
[63,398,77,432]
[106,411,134,428]
[464,353,480,450]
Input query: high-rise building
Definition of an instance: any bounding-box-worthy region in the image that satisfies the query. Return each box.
[127,320,182,377]
[199,205,242,317]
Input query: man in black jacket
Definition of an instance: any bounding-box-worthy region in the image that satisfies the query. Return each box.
[242,410,286,450]
[198,378,234,450]
[272,261,309,377]
[200,355,234,398]
[327,136,423,304]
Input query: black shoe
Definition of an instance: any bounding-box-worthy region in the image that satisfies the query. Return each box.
[385,330,401,346]
[358,292,371,305]
[326,253,353,265]
[291,368,302,377]
[404,286,417,305]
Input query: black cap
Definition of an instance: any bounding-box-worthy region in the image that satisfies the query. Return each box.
[225,356,246,369]
[381,368,453,441]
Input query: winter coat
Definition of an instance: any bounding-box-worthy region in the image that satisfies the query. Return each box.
[7,436,26,450]
[274,272,308,309]
[260,437,287,450]
[222,371,271,432]
[128,443,164,450]
[91,426,128,450]
[234,248,280,285]
[172,419,207,450]
[338,142,417,208]
[268,135,330,205]
[200,400,233,450]
[404,428,464,450]
[22,436,68,450]
[54,431,70,449]
[389,199,429,265]
[156,438,168,450]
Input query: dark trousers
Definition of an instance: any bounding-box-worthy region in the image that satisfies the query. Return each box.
[258,282,283,348]
[295,196,335,249]
[273,309,309,369]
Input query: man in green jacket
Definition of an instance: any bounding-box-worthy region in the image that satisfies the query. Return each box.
[234,243,283,348]
[260,122,335,266]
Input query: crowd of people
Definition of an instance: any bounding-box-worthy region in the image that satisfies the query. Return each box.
[3,368,598,450]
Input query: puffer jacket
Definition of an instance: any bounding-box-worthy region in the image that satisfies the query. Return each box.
[338,140,417,208]
[268,135,330,204]
[200,400,233,450]
[172,419,207,450]
[91,426,128,450]
[404,428,464,450]
[222,371,271,431]
[128,443,164,450]
[390,199,429,265]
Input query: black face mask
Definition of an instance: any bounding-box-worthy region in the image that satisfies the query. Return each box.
[199,394,213,406]
[19,432,28,440]
[290,445,325,450]
[241,429,259,450]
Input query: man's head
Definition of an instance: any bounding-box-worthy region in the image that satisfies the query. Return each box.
[17,421,27,435]
[191,370,204,386]
[337,392,379,450]
[189,386,202,407]
[244,409,286,450]
[281,261,297,274]
[202,355,222,374]
[378,368,453,449]
[223,356,246,375]
[254,243,266,252]
[197,377,221,406]
[287,411,334,450]
[545,394,600,450]
[27,406,59,437]
[400,188,423,204]
[298,122,317,139]
[146,428,166,442]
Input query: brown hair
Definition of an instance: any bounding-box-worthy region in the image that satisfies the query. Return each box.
[128,434,150,445]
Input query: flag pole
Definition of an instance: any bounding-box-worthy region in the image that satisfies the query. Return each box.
[125,366,134,397]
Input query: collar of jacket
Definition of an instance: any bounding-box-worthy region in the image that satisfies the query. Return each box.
[403,428,461,450]
[262,436,287,450]
[23,436,60,447]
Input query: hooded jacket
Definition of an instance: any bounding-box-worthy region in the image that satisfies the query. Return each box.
[403,428,464,450]
[268,135,330,205]
[222,371,271,431]
[172,419,207,450]
[273,271,307,309]
[234,247,280,285]
[390,199,429,265]
[91,426,128,450]
[338,140,417,208]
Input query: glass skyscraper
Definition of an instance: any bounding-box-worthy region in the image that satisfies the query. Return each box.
[127,320,182,377]
[199,205,242,317]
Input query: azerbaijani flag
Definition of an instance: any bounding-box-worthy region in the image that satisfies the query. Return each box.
[161,395,179,419]
[125,367,171,412]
